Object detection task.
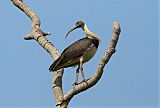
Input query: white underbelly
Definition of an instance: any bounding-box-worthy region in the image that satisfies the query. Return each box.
[81,46,97,63]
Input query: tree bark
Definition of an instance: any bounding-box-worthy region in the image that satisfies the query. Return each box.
[11,0,121,108]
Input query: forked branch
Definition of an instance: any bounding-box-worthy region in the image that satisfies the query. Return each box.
[11,0,121,108]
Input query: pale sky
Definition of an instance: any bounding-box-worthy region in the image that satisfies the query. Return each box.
[0,0,159,108]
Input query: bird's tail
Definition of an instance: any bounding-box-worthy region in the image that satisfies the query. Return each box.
[49,56,62,72]
[49,59,58,71]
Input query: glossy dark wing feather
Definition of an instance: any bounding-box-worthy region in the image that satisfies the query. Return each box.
[49,55,63,71]
[59,37,93,63]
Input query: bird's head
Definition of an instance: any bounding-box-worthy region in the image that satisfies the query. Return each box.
[65,21,85,38]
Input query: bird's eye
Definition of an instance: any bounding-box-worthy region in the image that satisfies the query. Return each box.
[75,21,84,26]
[76,22,80,25]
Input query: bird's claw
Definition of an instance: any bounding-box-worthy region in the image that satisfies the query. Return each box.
[72,81,78,86]
[80,79,88,85]
[83,79,88,83]
[82,78,87,82]
[72,79,88,86]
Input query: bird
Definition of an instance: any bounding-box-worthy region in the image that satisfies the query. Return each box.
[49,21,100,85]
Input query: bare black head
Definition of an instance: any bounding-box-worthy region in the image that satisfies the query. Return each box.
[65,21,85,38]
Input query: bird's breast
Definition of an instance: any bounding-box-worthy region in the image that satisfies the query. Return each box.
[81,46,97,63]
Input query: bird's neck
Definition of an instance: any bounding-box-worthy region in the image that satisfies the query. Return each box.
[83,24,100,41]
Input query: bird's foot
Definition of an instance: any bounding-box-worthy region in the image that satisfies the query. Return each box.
[72,79,88,86]
[72,81,78,86]
[80,79,88,85]
[82,78,86,82]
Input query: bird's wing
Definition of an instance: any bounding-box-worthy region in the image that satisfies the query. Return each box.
[49,37,94,71]
[59,37,94,64]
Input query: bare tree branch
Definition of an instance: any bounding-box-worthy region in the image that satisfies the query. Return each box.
[11,0,64,106]
[11,0,121,108]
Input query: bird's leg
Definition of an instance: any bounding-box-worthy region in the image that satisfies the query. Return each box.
[79,60,86,82]
[73,67,79,86]
[75,67,80,84]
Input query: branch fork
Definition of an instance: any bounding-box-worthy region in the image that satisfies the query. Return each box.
[12,0,121,107]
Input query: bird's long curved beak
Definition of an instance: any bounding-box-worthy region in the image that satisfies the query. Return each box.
[65,25,80,39]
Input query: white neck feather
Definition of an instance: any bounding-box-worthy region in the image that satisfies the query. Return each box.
[83,24,100,41]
